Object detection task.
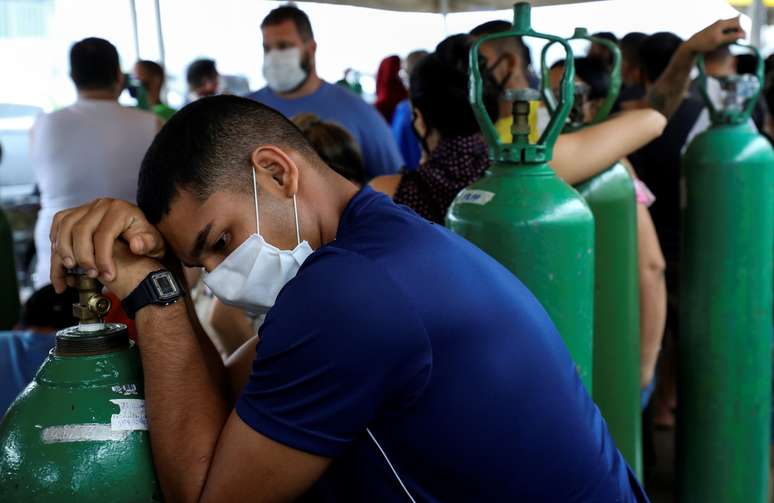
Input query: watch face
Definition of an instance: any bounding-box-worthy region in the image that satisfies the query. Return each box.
[151,271,180,300]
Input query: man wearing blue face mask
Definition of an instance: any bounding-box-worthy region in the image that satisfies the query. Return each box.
[49,96,649,502]
[246,5,404,179]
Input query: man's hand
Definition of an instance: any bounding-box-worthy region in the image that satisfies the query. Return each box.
[50,198,166,297]
[685,17,746,55]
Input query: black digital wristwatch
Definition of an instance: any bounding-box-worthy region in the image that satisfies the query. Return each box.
[121,269,185,319]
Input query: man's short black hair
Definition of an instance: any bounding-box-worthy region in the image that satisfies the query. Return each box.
[470,20,531,67]
[736,53,758,75]
[410,34,498,139]
[470,20,511,37]
[620,32,648,65]
[69,37,120,90]
[137,96,320,224]
[186,59,218,87]
[638,32,684,83]
[261,5,314,41]
[137,60,166,83]
[19,285,79,330]
[575,57,610,100]
[592,31,618,44]
[550,58,566,71]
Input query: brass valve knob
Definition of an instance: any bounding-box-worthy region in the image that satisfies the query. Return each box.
[67,268,112,324]
[87,294,112,318]
[505,88,541,141]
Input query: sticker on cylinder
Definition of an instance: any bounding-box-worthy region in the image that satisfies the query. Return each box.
[455,189,495,206]
[41,423,129,443]
[111,384,139,396]
[110,398,148,431]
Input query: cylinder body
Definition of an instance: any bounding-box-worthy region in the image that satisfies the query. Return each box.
[678,123,773,502]
[447,162,595,390]
[576,162,642,479]
[0,335,161,502]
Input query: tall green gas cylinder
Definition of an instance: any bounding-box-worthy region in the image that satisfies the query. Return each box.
[0,271,161,502]
[447,2,595,390]
[678,45,773,503]
[0,206,21,329]
[541,28,642,478]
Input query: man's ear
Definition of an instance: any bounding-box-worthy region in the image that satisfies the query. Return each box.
[250,146,299,200]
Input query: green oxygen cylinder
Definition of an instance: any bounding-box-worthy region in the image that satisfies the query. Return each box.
[540,28,642,479]
[447,2,595,390]
[0,270,161,502]
[0,206,21,329]
[678,45,773,503]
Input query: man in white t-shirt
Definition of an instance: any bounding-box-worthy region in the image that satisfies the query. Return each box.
[31,37,158,288]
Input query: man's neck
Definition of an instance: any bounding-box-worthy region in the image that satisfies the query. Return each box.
[147,89,162,107]
[275,72,323,100]
[308,171,359,250]
[78,89,117,101]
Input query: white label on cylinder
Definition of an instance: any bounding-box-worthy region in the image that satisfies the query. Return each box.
[456,189,495,206]
[110,398,148,431]
[41,423,129,443]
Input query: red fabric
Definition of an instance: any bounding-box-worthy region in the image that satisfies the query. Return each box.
[103,291,138,341]
[374,55,407,124]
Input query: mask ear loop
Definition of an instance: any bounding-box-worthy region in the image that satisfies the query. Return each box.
[292,194,301,245]
[252,168,260,235]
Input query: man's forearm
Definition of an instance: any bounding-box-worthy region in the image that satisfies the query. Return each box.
[551,109,666,184]
[167,259,229,395]
[136,302,230,502]
[645,43,697,120]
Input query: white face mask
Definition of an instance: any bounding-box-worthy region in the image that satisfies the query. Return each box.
[535,106,551,140]
[203,169,314,315]
[263,47,308,93]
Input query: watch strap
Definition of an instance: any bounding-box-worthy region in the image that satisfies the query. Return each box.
[121,269,184,319]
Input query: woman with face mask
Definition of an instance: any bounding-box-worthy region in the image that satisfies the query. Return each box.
[370,34,500,224]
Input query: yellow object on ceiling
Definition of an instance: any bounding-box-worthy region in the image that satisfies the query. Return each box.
[726,0,774,6]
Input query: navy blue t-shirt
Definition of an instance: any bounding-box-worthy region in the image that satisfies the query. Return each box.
[236,187,648,502]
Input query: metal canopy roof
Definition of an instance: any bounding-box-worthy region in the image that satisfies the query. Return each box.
[297,0,604,14]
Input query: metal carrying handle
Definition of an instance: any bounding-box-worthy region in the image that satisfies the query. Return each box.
[540,27,622,126]
[470,1,575,164]
[696,42,762,125]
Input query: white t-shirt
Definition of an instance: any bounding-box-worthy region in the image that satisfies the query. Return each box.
[31,98,158,288]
